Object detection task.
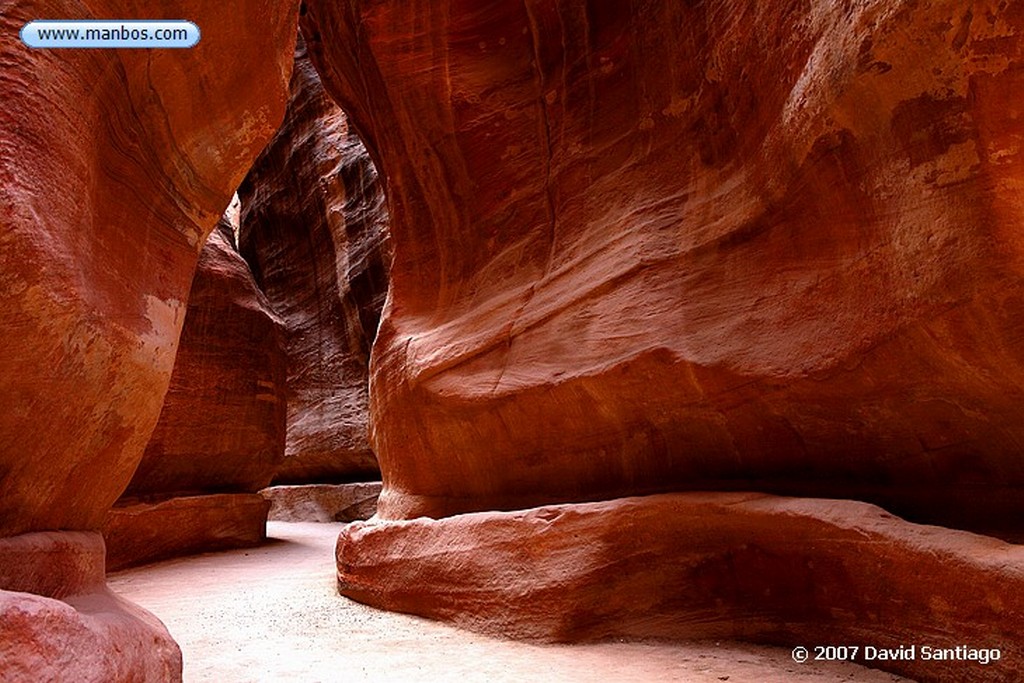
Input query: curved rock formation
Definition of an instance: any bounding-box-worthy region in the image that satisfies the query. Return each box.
[1,0,298,538]
[303,0,1024,532]
[239,36,390,485]
[0,532,181,682]
[104,218,286,570]
[1,0,299,677]
[122,219,286,500]
[303,1,1024,679]
[338,493,1023,683]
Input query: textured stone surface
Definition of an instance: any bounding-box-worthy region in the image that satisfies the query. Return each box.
[303,0,1024,531]
[0,532,181,682]
[262,482,382,523]
[0,589,182,683]
[338,493,1023,683]
[123,219,287,499]
[103,494,270,572]
[239,36,390,485]
[0,0,299,538]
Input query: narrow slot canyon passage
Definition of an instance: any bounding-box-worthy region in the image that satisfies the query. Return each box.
[3,2,1024,682]
[107,522,906,683]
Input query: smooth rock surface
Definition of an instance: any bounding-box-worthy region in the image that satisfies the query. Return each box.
[0,589,182,683]
[303,0,1024,530]
[0,531,181,682]
[337,492,1023,683]
[0,0,298,538]
[103,494,270,572]
[123,219,287,499]
[261,482,382,523]
[239,35,390,485]
[109,522,906,683]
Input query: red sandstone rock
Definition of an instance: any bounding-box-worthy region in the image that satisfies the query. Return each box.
[105,219,284,569]
[123,219,287,499]
[0,590,182,683]
[1,2,297,677]
[239,36,390,485]
[303,1,1024,532]
[104,494,270,571]
[0,0,299,538]
[261,482,382,523]
[338,493,1024,683]
[0,532,181,681]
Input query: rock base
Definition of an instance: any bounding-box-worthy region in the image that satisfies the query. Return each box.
[261,482,382,523]
[0,531,181,682]
[104,493,270,571]
[338,492,1024,683]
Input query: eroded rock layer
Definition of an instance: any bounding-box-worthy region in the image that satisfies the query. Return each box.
[338,493,1023,683]
[239,36,390,485]
[303,0,1024,530]
[104,494,270,571]
[0,532,181,682]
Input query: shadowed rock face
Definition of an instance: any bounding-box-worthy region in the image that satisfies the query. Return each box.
[123,219,287,499]
[302,0,1024,530]
[103,217,285,570]
[239,36,390,485]
[0,0,300,539]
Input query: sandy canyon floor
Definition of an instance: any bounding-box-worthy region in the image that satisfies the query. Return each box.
[108,522,908,683]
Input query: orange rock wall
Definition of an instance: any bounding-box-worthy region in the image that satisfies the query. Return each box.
[303,0,1024,529]
[0,0,299,538]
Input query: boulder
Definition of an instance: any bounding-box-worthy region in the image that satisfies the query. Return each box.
[0,532,181,682]
[262,482,382,523]
[338,492,1024,683]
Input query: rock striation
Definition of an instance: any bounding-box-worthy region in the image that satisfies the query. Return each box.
[303,0,1024,533]
[1,0,299,678]
[239,36,391,486]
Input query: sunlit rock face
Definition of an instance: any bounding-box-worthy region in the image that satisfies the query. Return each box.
[0,0,299,538]
[239,36,391,486]
[302,0,1024,531]
[0,1,299,678]
[104,217,286,570]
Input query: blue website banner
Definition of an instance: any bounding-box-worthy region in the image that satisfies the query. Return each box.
[21,20,200,49]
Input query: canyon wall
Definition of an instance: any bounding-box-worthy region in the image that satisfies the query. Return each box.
[239,36,390,485]
[304,1,1024,679]
[105,217,286,570]
[303,0,1024,533]
[0,0,299,678]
